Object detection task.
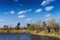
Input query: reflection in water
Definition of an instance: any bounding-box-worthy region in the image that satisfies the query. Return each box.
[31,35,60,40]
[0,34,60,40]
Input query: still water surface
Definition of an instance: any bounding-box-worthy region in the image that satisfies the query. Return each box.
[0,33,31,40]
[0,33,60,40]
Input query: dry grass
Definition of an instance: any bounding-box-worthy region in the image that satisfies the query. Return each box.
[30,30,60,39]
[0,29,60,39]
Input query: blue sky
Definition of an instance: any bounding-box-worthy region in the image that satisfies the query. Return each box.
[0,0,60,27]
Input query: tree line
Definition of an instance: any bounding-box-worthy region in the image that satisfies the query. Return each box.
[28,18,60,33]
[1,18,60,33]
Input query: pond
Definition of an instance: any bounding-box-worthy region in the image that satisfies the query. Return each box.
[0,33,31,40]
[0,33,60,40]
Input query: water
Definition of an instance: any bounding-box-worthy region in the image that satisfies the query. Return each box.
[0,34,60,40]
[0,33,31,40]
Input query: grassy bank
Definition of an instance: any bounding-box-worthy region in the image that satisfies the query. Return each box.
[0,29,60,39]
[29,30,60,39]
[0,29,30,34]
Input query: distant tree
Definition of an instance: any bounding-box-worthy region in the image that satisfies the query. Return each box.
[27,24,31,29]
[53,23,59,32]
[43,21,46,27]
[34,23,40,30]
[29,24,35,30]
[15,23,20,30]
[48,18,55,28]
[41,21,47,30]
[47,26,51,33]
[3,25,9,30]
[47,18,59,32]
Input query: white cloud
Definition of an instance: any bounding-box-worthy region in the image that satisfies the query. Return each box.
[18,11,26,14]
[35,8,42,13]
[41,1,47,6]
[10,11,15,14]
[18,9,32,14]
[41,0,55,6]
[26,18,32,21]
[18,15,25,18]
[45,14,51,17]
[45,14,52,21]
[45,6,54,11]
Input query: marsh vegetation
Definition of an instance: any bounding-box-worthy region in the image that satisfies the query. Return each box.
[0,18,60,39]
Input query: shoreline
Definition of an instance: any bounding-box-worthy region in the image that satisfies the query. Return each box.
[0,29,60,39]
